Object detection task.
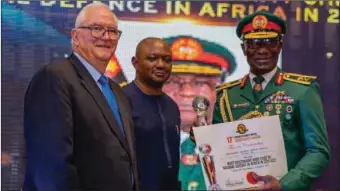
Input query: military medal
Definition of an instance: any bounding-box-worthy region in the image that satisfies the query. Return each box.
[275,104,282,110]
[286,105,293,113]
[266,104,273,111]
[264,91,295,104]
[255,105,260,111]
[264,111,270,116]
[285,113,292,120]
[275,104,282,115]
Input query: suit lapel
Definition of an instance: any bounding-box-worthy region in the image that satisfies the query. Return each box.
[109,81,135,155]
[241,77,256,104]
[109,81,139,185]
[68,54,129,152]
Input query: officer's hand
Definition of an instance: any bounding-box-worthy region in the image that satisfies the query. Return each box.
[190,116,208,144]
[246,172,281,190]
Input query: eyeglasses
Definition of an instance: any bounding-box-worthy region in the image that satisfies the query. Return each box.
[78,25,122,40]
[244,38,281,49]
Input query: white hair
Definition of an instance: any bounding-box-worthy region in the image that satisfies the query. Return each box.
[74,2,117,28]
[72,2,118,47]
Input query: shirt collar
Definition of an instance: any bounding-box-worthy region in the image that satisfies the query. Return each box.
[73,52,102,82]
[249,66,278,83]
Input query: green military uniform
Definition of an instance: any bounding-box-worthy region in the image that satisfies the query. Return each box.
[213,12,330,190]
[162,36,237,190]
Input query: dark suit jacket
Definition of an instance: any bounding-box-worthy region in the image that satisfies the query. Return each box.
[23,54,139,191]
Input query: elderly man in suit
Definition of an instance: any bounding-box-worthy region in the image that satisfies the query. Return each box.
[23,2,138,191]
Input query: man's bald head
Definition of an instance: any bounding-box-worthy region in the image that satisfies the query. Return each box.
[132,37,172,89]
[135,37,170,58]
[75,2,117,28]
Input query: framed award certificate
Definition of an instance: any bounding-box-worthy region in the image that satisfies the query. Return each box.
[193,115,288,190]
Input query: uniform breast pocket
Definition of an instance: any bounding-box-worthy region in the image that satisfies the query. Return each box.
[231,107,252,120]
[278,104,298,140]
[282,115,294,128]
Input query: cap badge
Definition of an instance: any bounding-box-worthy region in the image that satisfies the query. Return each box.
[171,37,203,60]
[252,15,268,30]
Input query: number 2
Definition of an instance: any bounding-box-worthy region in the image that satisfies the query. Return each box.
[327,9,339,23]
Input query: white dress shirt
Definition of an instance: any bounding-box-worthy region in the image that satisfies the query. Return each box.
[249,67,278,90]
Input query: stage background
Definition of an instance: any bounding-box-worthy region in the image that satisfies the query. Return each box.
[1,1,339,190]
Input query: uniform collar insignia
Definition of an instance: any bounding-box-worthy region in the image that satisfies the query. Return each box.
[275,72,284,85]
[240,75,249,89]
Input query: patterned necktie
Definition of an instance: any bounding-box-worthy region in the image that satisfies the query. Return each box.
[253,75,265,102]
[98,75,125,136]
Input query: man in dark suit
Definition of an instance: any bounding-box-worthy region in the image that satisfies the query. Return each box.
[23,2,138,191]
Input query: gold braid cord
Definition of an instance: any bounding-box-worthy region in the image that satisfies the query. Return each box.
[238,111,263,120]
[219,88,263,122]
[219,89,234,122]
[219,91,228,122]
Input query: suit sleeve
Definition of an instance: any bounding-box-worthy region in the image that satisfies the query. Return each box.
[279,82,330,190]
[24,67,79,190]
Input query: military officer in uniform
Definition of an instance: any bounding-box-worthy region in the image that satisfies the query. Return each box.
[192,11,330,190]
[214,11,330,190]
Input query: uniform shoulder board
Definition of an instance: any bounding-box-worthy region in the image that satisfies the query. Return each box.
[216,79,242,92]
[283,72,317,85]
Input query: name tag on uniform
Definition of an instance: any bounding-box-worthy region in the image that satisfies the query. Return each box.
[232,102,250,109]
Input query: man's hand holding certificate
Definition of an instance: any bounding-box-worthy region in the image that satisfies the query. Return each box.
[193,115,288,190]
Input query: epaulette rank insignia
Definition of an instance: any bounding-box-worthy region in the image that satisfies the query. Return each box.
[283,73,317,85]
[216,79,242,92]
